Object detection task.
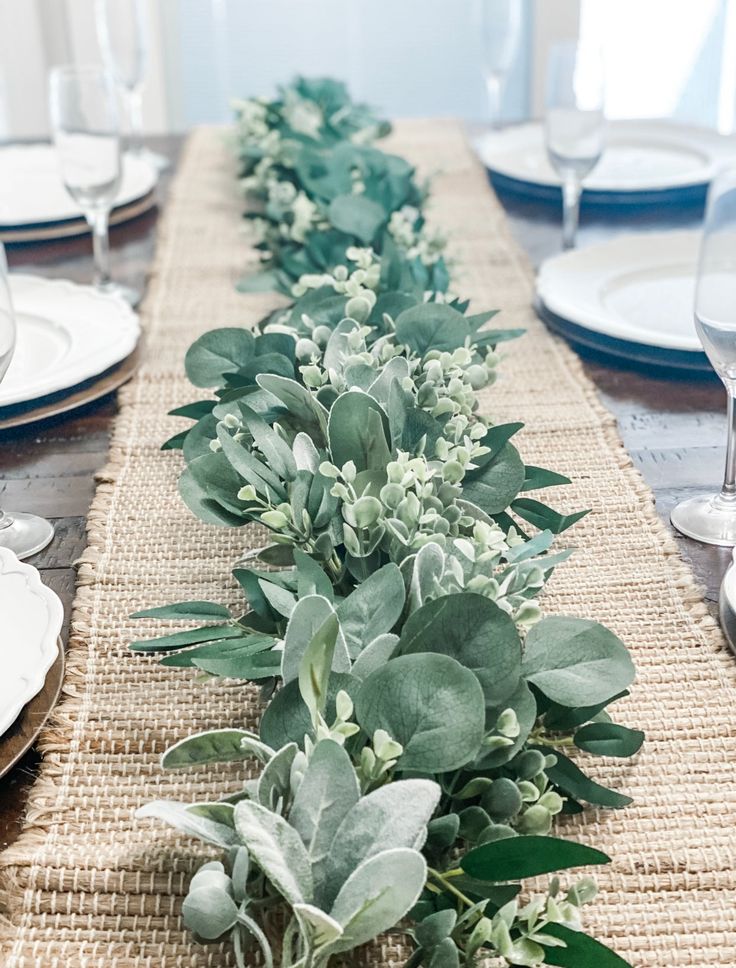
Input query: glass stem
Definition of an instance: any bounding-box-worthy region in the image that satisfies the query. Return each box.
[485,73,503,129]
[89,208,112,289]
[0,509,12,531]
[128,87,144,155]
[717,388,736,509]
[561,173,582,250]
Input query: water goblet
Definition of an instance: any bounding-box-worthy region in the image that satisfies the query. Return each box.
[95,0,169,171]
[544,40,605,250]
[0,245,55,559]
[480,0,523,129]
[48,65,138,305]
[672,165,736,545]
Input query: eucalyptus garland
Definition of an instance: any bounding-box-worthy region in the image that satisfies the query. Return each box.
[133,77,642,968]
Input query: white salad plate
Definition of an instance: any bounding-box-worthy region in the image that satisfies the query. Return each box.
[0,144,157,227]
[0,275,140,408]
[536,231,709,371]
[0,547,63,737]
[476,120,736,200]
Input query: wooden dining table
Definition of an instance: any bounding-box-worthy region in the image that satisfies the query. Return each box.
[0,131,729,853]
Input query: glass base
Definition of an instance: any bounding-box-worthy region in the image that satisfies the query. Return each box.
[670,493,736,546]
[135,146,170,172]
[97,280,140,308]
[0,512,54,559]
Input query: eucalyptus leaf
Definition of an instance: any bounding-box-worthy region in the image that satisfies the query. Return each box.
[394,303,470,355]
[259,672,358,750]
[355,654,485,773]
[185,328,255,388]
[328,193,386,243]
[463,443,525,515]
[336,562,405,658]
[522,617,635,707]
[131,601,231,621]
[328,389,392,473]
[397,592,521,708]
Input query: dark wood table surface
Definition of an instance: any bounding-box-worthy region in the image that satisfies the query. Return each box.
[0,133,728,852]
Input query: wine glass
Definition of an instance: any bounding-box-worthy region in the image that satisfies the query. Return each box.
[48,65,138,306]
[544,40,605,250]
[480,0,522,128]
[0,246,55,559]
[95,0,169,171]
[671,165,736,546]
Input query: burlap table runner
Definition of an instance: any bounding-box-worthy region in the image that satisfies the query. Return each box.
[1,122,734,967]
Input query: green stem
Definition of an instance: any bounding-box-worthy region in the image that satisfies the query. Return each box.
[427,867,475,910]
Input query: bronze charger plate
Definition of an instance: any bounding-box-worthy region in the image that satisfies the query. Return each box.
[0,637,65,779]
[0,192,157,245]
[0,337,143,431]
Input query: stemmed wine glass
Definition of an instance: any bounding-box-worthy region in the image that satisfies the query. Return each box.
[95,0,169,171]
[480,0,522,129]
[672,165,736,545]
[0,246,54,559]
[48,65,138,306]
[544,40,605,250]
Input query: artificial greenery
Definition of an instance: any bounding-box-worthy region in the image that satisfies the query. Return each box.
[133,77,642,968]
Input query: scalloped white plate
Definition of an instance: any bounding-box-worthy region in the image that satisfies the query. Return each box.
[0,275,140,407]
[0,547,63,736]
[0,145,157,227]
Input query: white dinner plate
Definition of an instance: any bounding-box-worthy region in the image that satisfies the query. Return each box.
[537,231,702,353]
[0,547,63,737]
[0,275,140,407]
[476,120,736,197]
[0,144,157,227]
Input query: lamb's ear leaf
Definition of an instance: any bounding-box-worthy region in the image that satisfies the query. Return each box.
[136,800,238,849]
[161,728,274,769]
[256,743,299,811]
[289,740,360,888]
[326,848,427,954]
[293,903,344,951]
[350,633,399,679]
[298,611,341,726]
[282,596,349,685]
[317,778,440,908]
[233,800,313,905]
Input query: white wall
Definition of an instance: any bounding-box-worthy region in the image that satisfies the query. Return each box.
[0,0,733,139]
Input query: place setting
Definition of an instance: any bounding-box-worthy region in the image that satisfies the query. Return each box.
[7,3,736,968]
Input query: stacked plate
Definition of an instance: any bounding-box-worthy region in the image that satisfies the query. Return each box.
[0,144,157,243]
[476,119,735,206]
[536,231,707,371]
[0,548,64,778]
[0,275,141,429]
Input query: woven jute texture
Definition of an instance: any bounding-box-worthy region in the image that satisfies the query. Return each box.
[1,121,735,968]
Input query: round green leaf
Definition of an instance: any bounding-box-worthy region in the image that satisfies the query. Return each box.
[522,617,635,707]
[185,328,255,388]
[397,592,521,707]
[355,653,485,772]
